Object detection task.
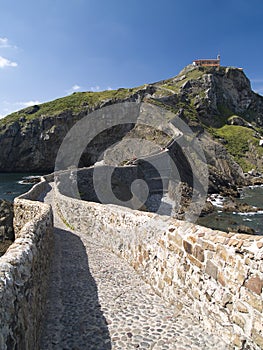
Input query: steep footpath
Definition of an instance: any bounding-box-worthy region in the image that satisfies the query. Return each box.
[39,184,227,350]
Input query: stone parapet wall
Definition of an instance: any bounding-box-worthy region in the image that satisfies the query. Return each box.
[13,177,52,233]
[56,186,263,349]
[0,178,53,350]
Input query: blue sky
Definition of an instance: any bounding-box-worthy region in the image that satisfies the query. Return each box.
[0,0,263,118]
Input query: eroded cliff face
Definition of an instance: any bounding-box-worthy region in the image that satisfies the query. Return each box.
[0,112,76,172]
[0,66,262,193]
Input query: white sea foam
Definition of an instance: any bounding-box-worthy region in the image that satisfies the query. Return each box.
[17,180,32,185]
[207,194,225,208]
[247,184,263,190]
[17,175,41,185]
[234,210,263,216]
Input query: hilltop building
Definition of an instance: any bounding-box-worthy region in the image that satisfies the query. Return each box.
[193,55,220,67]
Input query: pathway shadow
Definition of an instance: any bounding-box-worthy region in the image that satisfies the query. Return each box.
[40,226,112,350]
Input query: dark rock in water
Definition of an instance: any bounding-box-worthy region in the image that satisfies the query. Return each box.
[0,199,14,242]
[236,225,255,235]
[227,225,255,235]
[251,177,263,185]
[223,199,259,213]
[200,201,215,217]
[20,176,41,184]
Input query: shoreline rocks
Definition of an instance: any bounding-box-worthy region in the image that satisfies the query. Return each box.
[0,199,14,256]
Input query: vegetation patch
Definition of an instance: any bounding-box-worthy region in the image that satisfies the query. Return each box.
[213,125,263,171]
[0,87,141,128]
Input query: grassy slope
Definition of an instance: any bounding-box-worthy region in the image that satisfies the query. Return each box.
[0,87,141,128]
[213,125,263,171]
[0,66,209,128]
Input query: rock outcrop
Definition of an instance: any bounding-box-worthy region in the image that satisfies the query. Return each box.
[0,199,14,256]
[0,199,14,241]
[0,65,262,194]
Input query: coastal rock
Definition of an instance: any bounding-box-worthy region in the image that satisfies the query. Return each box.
[251,177,263,186]
[236,225,255,235]
[223,200,259,213]
[0,199,14,241]
[0,199,14,256]
[200,201,215,217]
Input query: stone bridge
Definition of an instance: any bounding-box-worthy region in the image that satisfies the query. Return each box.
[0,173,263,350]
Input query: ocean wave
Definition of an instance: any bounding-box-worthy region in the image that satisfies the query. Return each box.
[233,210,263,216]
[247,184,263,190]
[17,180,32,185]
[207,194,225,208]
[17,175,41,185]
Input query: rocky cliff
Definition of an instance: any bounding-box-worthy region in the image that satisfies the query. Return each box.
[0,65,262,194]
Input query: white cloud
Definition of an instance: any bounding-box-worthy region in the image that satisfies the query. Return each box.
[90,85,101,92]
[0,37,9,47]
[0,100,41,118]
[66,84,81,95]
[0,56,17,68]
[0,37,17,49]
[72,84,80,91]
[19,100,41,108]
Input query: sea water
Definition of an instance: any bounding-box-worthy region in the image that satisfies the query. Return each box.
[0,173,42,201]
[197,185,263,235]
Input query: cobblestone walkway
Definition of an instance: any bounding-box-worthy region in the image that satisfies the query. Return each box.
[39,185,228,350]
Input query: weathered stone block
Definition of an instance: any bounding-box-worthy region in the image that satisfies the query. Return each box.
[177,267,186,283]
[187,254,202,269]
[253,318,263,333]
[236,272,246,285]
[201,241,216,251]
[252,329,263,348]
[187,235,197,244]
[158,239,165,247]
[213,236,227,244]
[216,246,228,262]
[193,245,204,262]
[232,313,246,330]
[217,271,226,287]
[236,301,249,313]
[183,240,192,254]
[233,335,244,348]
[222,292,232,306]
[241,289,263,313]
[163,272,172,286]
[245,275,263,296]
[228,238,239,247]
[245,257,251,265]
[168,233,182,248]
[205,260,218,280]
[227,254,236,267]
